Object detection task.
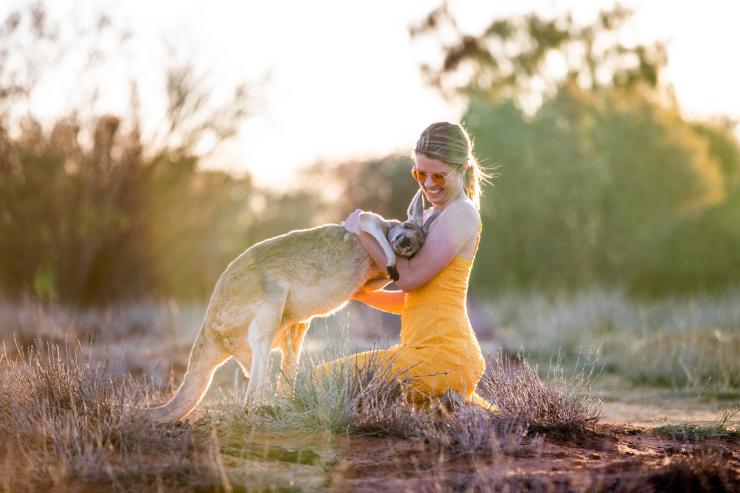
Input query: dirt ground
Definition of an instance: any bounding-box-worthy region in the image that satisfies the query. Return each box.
[217,422,738,492]
[328,424,739,492]
[157,344,740,492]
[3,306,736,492]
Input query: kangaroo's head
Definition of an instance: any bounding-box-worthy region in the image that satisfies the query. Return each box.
[387,189,440,258]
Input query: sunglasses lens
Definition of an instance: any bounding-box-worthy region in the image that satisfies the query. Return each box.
[431,173,446,187]
[412,169,447,187]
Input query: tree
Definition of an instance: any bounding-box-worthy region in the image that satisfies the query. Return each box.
[0,4,256,304]
[411,3,738,296]
[410,3,667,109]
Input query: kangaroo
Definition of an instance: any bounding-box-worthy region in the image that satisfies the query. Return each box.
[141,190,439,422]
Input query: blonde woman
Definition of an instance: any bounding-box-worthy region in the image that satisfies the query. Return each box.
[318,122,496,410]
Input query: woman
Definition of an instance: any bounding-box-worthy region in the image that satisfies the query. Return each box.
[319,122,495,410]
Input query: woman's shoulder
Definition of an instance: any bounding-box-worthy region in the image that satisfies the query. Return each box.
[442,196,481,228]
[423,197,480,235]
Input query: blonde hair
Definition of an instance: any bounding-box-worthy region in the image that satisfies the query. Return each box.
[414,121,489,210]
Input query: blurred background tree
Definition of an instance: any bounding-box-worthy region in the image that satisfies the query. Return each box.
[1,2,739,305]
[0,3,324,304]
[409,4,668,106]
[300,154,420,220]
[407,2,740,297]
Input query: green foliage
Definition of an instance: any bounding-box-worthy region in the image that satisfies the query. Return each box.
[408,3,740,296]
[0,115,328,303]
[117,80,739,301]
[463,88,731,294]
[692,120,740,190]
[631,123,740,294]
[2,3,740,304]
[0,4,326,304]
[630,194,740,295]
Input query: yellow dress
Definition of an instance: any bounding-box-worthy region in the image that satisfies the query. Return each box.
[316,231,497,412]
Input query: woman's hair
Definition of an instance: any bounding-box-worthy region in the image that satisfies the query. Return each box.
[414,121,489,210]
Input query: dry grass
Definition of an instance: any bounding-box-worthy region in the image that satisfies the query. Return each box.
[3,300,733,492]
[315,356,531,459]
[654,409,739,442]
[0,298,605,492]
[484,288,740,394]
[0,299,180,352]
[0,342,227,492]
[622,329,739,390]
[477,351,602,440]
[206,348,599,466]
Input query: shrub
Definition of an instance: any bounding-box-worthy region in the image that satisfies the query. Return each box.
[478,351,602,439]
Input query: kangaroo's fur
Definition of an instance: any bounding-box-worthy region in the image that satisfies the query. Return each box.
[141,191,437,422]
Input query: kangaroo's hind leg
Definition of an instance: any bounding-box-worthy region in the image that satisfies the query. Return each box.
[244,288,289,404]
[275,321,310,395]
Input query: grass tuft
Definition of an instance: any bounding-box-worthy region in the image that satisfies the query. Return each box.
[654,409,739,442]
[478,351,602,440]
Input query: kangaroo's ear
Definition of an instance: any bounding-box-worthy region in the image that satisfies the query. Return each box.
[422,208,442,235]
[407,189,424,226]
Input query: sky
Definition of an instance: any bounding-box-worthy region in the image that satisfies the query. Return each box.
[4,0,740,189]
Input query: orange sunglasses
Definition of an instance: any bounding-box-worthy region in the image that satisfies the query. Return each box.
[410,168,454,187]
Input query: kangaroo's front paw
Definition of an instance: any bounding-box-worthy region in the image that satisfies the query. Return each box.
[387,265,399,282]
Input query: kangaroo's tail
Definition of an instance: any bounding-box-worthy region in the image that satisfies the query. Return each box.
[139,325,230,423]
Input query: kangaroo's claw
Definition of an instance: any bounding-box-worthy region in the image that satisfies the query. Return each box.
[387,265,399,282]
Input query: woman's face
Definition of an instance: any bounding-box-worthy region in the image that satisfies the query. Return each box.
[413,153,464,208]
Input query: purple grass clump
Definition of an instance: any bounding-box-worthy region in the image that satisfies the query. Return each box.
[475,351,602,439]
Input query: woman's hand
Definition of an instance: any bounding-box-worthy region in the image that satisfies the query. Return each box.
[341,209,364,234]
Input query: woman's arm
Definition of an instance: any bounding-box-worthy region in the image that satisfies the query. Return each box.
[352,288,405,315]
[353,199,480,292]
